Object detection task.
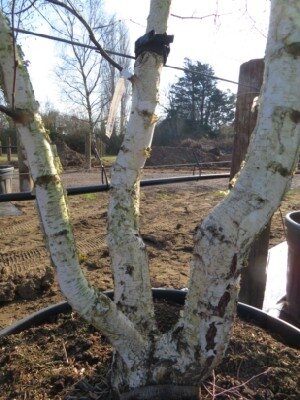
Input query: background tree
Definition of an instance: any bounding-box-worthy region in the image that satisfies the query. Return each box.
[51,0,131,167]
[165,58,235,139]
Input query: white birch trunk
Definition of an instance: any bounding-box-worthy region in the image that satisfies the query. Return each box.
[0,11,148,373]
[107,0,171,334]
[152,0,300,385]
[108,0,300,394]
[107,0,172,391]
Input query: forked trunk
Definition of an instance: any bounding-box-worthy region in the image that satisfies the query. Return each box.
[0,1,299,399]
[110,0,300,395]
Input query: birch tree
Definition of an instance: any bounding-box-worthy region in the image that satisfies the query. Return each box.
[0,0,299,399]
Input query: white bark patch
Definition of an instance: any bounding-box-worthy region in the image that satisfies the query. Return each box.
[169,0,300,376]
[0,11,149,367]
[107,2,171,340]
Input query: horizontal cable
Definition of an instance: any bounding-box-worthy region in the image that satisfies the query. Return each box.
[14,28,259,90]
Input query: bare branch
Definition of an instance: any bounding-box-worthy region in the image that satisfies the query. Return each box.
[14,0,38,15]
[0,104,33,123]
[33,2,68,38]
[93,19,121,30]
[0,104,15,118]
[171,12,224,20]
[45,0,123,71]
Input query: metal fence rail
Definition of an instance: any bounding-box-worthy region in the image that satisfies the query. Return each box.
[0,173,230,202]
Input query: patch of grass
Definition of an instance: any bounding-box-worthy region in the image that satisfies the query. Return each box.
[283,188,300,200]
[156,190,172,201]
[101,156,116,165]
[213,189,230,198]
[0,154,18,163]
[82,193,97,201]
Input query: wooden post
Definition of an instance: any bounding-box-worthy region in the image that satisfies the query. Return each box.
[17,133,33,192]
[85,128,92,170]
[230,59,264,180]
[231,59,269,308]
[7,136,11,162]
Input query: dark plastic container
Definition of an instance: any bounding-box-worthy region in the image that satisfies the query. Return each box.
[284,211,300,326]
[0,165,14,194]
[1,289,299,348]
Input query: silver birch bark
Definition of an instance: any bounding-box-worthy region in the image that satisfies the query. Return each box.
[0,11,147,371]
[107,0,172,334]
[106,0,172,391]
[152,0,300,384]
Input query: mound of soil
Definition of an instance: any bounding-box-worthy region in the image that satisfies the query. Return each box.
[54,139,85,168]
[0,301,299,399]
[146,146,218,166]
[0,265,53,302]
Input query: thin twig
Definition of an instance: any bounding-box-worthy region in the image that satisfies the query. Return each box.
[212,370,216,398]
[14,0,38,15]
[171,12,231,20]
[62,340,69,364]
[215,367,271,397]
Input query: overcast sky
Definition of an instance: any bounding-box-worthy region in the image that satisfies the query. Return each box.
[19,0,270,111]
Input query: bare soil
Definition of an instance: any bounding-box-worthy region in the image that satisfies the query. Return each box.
[0,302,299,400]
[0,166,300,399]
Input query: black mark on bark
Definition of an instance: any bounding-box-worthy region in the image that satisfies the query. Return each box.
[125,265,134,275]
[217,290,231,317]
[230,253,237,276]
[290,110,300,124]
[53,229,68,237]
[267,162,290,177]
[205,322,217,351]
[285,42,300,57]
[35,175,59,186]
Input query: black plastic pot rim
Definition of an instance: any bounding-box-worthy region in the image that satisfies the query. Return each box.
[285,210,300,243]
[0,165,14,171]
[0,165,14,184]
[285,210,300,227]
[1,288,299,349]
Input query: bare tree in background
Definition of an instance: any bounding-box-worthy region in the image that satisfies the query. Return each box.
[48,0,131,168]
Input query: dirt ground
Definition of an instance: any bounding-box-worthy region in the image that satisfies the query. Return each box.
[0,301,299,400]
[0,166,300,399]
[1,166,300,329]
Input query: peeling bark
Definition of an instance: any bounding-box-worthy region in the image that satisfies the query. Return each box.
[158,0,300,380]
[0,11,147,369]
[107,0,172,390]
[107,0,171,335]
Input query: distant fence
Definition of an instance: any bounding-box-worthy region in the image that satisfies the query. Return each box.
[144,160,231,175]
[0,145,17,161]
